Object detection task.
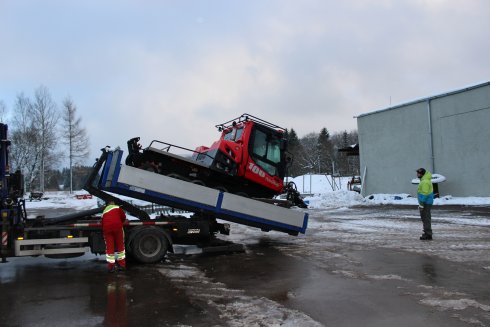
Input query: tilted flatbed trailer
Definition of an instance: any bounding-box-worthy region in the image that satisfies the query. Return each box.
[94,148,308,236]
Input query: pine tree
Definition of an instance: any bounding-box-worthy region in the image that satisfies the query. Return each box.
[317,127,332,174]
[285,128,304,177]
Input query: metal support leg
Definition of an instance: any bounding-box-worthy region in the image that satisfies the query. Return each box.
[1,210,10,262]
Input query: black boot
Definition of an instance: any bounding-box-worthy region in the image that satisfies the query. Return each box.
[420,234,433,240]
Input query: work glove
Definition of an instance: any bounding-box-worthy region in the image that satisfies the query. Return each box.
[418,204,424,209]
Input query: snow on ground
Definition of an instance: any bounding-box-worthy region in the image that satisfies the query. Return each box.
[305,192,490,208]
[24,190,162,210]
[305,190,365,208]
[157,264,322,327]
[287,174,490,207]
[25,191,99,210]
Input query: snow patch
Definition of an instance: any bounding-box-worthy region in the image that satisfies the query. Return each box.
[158,263,322,327]
[25,191,98,211]
[367,274,407,281]
[420,298,490,311]
[305,190,364,208]
[332,270,362,279]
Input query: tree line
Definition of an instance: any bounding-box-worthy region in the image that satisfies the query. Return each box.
[1,85,359,192]
[0,85,90,193]
[285,128,359,177]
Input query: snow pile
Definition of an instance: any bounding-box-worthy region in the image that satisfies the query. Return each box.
[289,174,490,207]
[286,174,351,194]
[305,190,364,208]
[361,193,490,206]
[363,193,416,205]
[307,192,490,207]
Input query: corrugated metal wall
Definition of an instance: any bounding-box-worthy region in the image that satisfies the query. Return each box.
[357,82,490,197]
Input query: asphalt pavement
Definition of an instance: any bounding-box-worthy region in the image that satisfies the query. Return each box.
[1,205,489,326]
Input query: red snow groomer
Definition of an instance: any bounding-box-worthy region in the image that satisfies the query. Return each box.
[126,113,307,208]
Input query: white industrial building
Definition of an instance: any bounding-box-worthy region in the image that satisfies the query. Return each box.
[356,81,490,197]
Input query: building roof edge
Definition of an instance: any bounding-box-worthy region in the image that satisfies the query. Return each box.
[356,80,490,119]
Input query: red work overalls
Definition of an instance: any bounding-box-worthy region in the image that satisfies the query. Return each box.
[102,204,126,271]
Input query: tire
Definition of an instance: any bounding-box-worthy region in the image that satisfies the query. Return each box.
[130,228,169,264]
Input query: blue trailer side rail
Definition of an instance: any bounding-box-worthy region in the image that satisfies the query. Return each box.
[97,149,308,235]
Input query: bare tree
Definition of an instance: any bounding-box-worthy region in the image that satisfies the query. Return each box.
[300,132,321,173]
[62,97,90,193]
[0,100,7,122]
[330,130,359,175]
[9,93,42,191]
[30,85,59,192]
[295,128,360,177]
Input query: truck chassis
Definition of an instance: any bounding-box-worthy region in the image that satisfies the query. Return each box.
[1,122,308,264]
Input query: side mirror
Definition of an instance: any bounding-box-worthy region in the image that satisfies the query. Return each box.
[280,139,288,151]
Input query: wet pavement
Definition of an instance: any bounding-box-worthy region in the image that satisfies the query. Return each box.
[1,205,489,326]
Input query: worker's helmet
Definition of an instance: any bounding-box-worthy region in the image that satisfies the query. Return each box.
[416,168,426,176]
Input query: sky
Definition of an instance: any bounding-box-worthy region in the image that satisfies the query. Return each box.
[1,0,490,165]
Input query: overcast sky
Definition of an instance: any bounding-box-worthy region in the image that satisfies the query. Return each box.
[1,0,489,164]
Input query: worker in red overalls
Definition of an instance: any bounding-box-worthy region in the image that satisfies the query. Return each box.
[102,200,127,272]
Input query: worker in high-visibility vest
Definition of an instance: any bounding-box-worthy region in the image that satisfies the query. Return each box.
[416,168,434,241]
[102,201,127,272]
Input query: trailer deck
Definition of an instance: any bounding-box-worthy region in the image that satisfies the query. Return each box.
[98,149,308,236]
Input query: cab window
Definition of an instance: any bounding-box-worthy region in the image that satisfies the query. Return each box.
[223,127,244,141]
[251,129,282,176]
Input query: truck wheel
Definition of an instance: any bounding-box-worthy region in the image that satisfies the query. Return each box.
[131,228,169,264]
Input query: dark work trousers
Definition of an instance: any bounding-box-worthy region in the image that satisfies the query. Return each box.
[419,204,433,236]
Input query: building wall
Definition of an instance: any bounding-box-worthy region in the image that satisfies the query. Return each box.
[357,82,490,197]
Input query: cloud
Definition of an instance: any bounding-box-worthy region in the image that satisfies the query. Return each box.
[1,0,490,163]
